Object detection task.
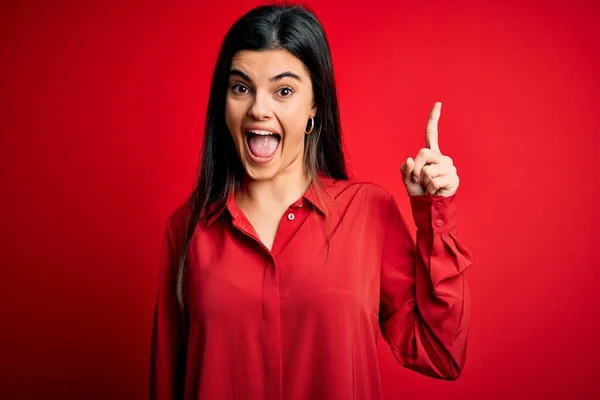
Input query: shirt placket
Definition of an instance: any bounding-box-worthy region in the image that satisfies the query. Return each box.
[262,253,282,400]
[231,200,308,400]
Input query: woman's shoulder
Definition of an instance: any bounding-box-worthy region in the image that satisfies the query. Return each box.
[163,201,191,240]
[325,177,393,201]
[322,177,395,213]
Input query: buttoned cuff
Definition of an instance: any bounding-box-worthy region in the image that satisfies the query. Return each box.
[409,193,458,233]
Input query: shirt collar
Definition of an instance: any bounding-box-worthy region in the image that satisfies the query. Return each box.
[204,175,338,227]
[302,175,336,216]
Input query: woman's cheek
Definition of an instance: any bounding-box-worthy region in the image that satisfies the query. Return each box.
[281,120,304,145]
[280,107,308,138]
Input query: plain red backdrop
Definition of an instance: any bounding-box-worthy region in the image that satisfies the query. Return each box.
[1,0,599,398]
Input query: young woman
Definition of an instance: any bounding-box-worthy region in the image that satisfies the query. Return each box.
[150,4,473,400]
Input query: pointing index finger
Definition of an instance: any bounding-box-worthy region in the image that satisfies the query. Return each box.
[426,102,441,152]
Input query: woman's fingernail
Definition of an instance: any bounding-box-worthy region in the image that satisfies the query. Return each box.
[412,175,419,183]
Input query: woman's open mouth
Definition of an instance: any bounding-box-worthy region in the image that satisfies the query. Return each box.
[245,129,281,164]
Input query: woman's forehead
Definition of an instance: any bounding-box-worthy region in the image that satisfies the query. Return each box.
[230,49,310,80]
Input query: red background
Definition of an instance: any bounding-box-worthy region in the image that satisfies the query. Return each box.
[1,0,599,398]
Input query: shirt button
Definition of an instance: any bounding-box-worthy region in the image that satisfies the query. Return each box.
[435,219,443,227]
[287,213,295,221]
[434,203,443,210]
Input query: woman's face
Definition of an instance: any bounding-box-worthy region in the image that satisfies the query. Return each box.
[225,49,317,182]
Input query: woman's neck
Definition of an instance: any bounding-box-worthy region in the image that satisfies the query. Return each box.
[236,168,312,214]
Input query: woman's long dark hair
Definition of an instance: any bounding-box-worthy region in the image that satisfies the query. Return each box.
[176,4,348,309]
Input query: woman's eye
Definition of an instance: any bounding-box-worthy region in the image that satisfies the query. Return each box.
[232,84,249,94]
[277,87,293,97]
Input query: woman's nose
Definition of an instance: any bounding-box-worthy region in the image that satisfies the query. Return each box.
[247,91,273,120]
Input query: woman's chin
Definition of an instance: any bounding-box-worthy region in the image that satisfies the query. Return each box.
[238,146,305,182]
[243,166,279,182]
[242,157,278,181]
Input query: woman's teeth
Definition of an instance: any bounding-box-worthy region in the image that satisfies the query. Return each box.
[247,129,278,136]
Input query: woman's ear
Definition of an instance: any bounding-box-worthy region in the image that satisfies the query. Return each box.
[310,103,317,118]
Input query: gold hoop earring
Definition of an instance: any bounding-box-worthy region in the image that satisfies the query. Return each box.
[305,116,315,134]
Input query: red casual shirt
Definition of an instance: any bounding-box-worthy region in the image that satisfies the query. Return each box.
[150,178,473,400]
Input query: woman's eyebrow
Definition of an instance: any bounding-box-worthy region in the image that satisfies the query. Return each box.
[229,69,252,82]
[229,69,302,83]
[270,71,302,82]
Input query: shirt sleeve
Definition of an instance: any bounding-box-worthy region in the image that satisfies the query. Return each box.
[379,193,473,380]
[150,218,188,399]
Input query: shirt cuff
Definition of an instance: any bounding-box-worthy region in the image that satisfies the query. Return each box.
[409,193,458,233]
